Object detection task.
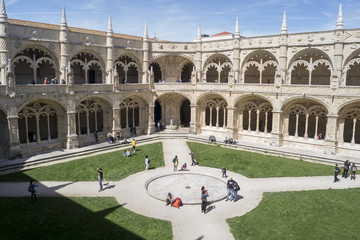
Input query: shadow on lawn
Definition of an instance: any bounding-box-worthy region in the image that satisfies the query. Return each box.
[0,172,145,240]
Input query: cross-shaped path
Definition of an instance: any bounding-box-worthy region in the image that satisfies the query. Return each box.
[1,139,360,240]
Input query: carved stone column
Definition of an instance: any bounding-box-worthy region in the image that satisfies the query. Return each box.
[324,114,338,155]
[142,23,149,84]
[189,104,197,134]
[66,111,78,149]
[6,115,22,160]
[279,35,288,84]
[112,107,121,135]
[60,7,69,84]
[147,104,155,134]
[106,15,114,84]
[0,7,9,89]
[270,110,283,147]
[226,107,235,138]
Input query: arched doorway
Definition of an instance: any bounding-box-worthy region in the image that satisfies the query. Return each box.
[180,99,191,127]
[155,93,191,129]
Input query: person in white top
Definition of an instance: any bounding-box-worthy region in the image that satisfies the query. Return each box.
[145,155,150,170]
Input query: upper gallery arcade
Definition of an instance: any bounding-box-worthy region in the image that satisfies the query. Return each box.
[0,0,360,160]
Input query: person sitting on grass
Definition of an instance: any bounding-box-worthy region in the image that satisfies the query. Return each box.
[126,149,131,157]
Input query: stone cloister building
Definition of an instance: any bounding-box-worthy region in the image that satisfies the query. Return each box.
[0,1,360,160]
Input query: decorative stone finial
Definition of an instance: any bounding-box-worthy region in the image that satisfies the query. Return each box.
[61,6,67,28]
[0,0,8,23]
[234,17,240,38]
[108,15,113,33]
[195,24,201,42]
[143,22,148,40]
[336,4,343,30]
[281,11,287,34]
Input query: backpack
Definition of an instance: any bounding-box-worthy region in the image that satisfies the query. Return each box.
[28,185,31,192]
[172,158,176,163]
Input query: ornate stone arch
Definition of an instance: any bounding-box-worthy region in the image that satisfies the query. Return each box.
[12,45,59,84]
[288,48,332,85]
[202,53,232,70]
[343,58,360,86]
[70,49,106,69]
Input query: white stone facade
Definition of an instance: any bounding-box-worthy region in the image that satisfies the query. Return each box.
[0,2,360,159]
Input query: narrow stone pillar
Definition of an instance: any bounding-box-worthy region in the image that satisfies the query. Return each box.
[324,114,338,155]
[226,107,235,138]
[6,115,22,160]
[147,104,155,134]
[304,113,309,139]
[189,104,197,134]
[142,22,150,84]
[112,107,121,134]
[270,110,283,147]
[256,110,260,134]
[66,111,78,149]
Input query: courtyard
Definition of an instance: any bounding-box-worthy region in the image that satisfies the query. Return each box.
[1,137,360,239]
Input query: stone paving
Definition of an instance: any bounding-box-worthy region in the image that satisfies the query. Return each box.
[1,138,360,240]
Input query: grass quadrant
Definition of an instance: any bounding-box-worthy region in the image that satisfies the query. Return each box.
[187,142,333,178]
[0,197,172,240]
[227,189,360,240]
[0,142,164,182]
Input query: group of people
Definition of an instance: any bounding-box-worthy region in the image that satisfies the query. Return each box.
[123,139,137,158]
[334,160,357,182]
[165,192,183,208]
[172,151,198,172]
[156,121,165,132]
[224,137,237,145]
[106,132,129,145]
[43,77,61,85]
[225,178,240,202]
[209,135,217,142]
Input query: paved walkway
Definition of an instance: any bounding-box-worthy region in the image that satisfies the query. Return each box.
[1,139,360,240]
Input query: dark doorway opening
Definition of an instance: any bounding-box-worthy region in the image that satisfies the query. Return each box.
[155,100,162,124]
[88,70,95,83]
[180,99,191,127]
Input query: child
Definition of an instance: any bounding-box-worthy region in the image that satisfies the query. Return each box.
[126,149,131,157]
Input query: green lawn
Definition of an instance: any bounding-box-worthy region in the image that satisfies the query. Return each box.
[187,142,333,178]
[0,197,172,240]
[0,142,164,182]
[227,188,360,240]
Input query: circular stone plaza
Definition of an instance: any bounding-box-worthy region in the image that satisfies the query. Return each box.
[0,0,360,239]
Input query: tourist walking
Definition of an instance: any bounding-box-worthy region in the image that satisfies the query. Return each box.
[342,160,350,178]
[222,168,227,178]
[97,168,103,191]
[173,155,178,172]
[131,139,136,153]
[189,150,196,166]
[350,163,357,180]
[226,178,235,201]
[334,164,340,182]
[233,180,240,202]
[145,155,150,170]
[201,186,209,214]
[28,180,38,201]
